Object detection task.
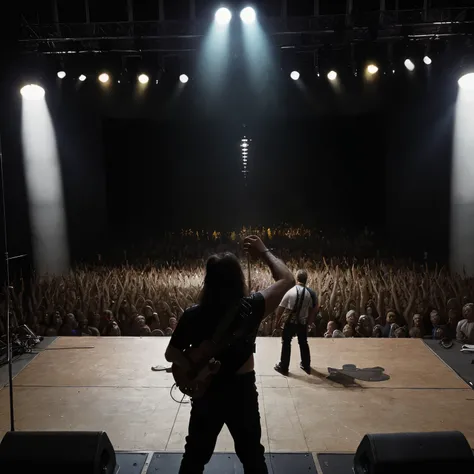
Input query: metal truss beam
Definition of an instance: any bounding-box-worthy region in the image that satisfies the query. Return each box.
[18,8,474,55]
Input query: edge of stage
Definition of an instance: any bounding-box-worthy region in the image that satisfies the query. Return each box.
[0,337,473,473]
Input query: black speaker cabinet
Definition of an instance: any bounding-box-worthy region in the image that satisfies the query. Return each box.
[354,431,474,474]
[0,431,116,474]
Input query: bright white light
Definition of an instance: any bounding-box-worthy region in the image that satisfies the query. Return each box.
[423,56,432,65]
[241,143,249,148]
[20,84,45,101]
[458,73,474,90]
[404,59,415,72]
[21,95,69,275]
[367,64,378,75]
[79,74,86,82]
[215,7,232,25]
[327,70,337,81]
[240,7,256,24]
[57,71,66,79]
[138,74,149,84]
[99,73,110,83]
[451,85,474,275]
[179,74,189,84]
[290,71,300,81]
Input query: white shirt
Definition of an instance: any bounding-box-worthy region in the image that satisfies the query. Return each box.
[457,319,474,344]
[279,285,317,324]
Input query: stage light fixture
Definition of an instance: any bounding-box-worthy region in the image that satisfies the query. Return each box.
[79,74,86,82]
[57,71,66,79]
[404,59,415,72]
[99,73,110,83]
[327,70,337,81]
[240,6,256,24]
[215,7,232,25]
[367,64,378,75]
[179,74,189,84]
[138,74,149,84]
[20,84,45,101]
[458,73,474,90]
[423,56,432,65]
[290,71,300,81]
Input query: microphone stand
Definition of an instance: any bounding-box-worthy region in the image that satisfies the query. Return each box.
[0,135,27,432]
[0,135,14,431]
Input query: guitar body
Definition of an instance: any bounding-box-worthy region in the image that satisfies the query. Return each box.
[172,341,221,399]
[172,299,254,399]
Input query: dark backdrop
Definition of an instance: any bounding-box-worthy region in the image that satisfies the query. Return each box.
[103,114,387,236]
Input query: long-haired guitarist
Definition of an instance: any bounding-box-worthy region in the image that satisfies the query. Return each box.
[165,235,294,474]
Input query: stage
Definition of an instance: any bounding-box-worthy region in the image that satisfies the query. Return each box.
[0,337,473,473]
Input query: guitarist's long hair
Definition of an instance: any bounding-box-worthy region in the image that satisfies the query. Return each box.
[200,253,248,312]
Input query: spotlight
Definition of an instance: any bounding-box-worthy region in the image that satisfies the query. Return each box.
[240,6,256,24]
[179,74,189,84]
[138,74,149,84]
[290,71,300,81]
[327,70,337,81]
[20,84,45,101]
[57,71,66,79]
[79,74,86,82]
[404,59,415,72]
[423,56,432,65]
[367,64,378,75]
[215,7,232,25]
[99,73,110,83]
[458,73,474,91]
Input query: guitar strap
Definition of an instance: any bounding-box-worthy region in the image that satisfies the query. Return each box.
[210,298,251,346]
[294,286,307,324]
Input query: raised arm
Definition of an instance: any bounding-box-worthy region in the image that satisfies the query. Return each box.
[244,235,295,318]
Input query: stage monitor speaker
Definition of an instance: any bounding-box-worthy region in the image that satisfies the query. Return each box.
[354,431,474,474]
[0,431,116,474]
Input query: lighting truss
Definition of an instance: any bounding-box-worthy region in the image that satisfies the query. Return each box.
[18,7,474,55]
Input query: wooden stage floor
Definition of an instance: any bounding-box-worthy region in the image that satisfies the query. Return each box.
[0,337,473,455]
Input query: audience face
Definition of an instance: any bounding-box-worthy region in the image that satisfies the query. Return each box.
[386,312,396,325]
[326,321,336,335]
[346,310,357,326]
[80,319,89,330]
[430,310,440,326]
[108,321,121,336]
[53,312,62,328]
[65,313,78,329]
[144,306,153,318]
[412,314,422,328]
[135,315,146,328]
[90,313,101,328]
[343,324,353,338]
[463,303,474,322]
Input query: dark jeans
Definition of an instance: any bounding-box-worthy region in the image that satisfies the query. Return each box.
[279,323,311,370]
[179,371,268,474]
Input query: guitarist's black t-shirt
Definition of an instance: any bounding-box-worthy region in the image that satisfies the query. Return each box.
[169,292,265,383]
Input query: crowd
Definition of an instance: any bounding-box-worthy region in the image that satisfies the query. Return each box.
[1,228,473,344]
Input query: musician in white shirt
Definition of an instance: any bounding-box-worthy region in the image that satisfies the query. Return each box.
[274,270,319,375]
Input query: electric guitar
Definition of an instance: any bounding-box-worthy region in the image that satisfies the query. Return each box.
[172,299,254,399]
